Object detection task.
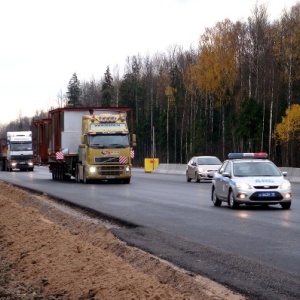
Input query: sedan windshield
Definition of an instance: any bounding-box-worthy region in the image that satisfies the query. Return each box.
[197,157,221,165]
[233,162,282,177]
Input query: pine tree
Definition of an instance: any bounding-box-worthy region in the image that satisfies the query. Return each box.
[67,73,81,107]
[102,67,114,107]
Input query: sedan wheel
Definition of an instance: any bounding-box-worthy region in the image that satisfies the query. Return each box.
[212,188,222,207]
[228,190,239,209]
[186,172,191,182]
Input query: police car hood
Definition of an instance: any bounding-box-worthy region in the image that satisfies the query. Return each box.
[236,176,287,186]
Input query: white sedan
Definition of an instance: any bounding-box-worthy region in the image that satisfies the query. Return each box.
[186,156,222,183]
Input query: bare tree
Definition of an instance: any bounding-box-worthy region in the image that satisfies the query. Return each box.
[56,90,67,108]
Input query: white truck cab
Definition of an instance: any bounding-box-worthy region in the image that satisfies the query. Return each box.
[5,131,34,171]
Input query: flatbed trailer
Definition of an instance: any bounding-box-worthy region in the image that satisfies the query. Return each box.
[32,106,136,183]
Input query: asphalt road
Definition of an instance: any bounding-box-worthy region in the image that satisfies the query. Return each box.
[1,167,300,300]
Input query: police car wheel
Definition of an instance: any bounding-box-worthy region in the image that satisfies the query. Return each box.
[228,190,239,209]
[281,202,291,210]
[212,188,222,207]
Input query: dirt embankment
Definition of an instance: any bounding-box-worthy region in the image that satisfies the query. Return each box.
[0,181,246,300]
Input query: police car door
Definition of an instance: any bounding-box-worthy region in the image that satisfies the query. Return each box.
[214,160,229,199]
[221,160,233,198]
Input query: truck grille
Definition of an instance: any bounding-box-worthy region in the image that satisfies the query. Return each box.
[95,157,119,163]
[97,166,123,176]
[11,155,33,160]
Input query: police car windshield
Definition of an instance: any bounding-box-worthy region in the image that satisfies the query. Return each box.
[233,162,282,177]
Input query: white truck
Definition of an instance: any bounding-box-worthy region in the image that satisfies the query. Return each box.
[2,131,34,171]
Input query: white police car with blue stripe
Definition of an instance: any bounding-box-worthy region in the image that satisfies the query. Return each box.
[211,153,292,209]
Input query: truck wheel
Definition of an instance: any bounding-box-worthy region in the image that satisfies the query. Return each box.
[123,178,131,184]
[58,167,63,180]
[83,167,89,184]
[63,174,71,181]
[75,165,80,183]
[52,168,58,180]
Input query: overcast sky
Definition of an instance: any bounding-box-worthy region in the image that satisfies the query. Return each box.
[0,0,297,124]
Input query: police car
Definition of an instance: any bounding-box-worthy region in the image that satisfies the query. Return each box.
[211,153,292,209]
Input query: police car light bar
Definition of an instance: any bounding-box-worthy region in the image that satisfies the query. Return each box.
[228,152,268,159]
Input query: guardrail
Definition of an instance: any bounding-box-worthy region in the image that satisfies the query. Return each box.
[151,164,300,183]
[278,167,300,183]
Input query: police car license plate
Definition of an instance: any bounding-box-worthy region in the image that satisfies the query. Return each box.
[258,192,275,197]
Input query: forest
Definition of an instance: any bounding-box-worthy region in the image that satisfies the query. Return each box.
[1,3,300,168]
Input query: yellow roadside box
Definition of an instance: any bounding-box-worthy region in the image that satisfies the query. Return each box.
[144,158,159,173]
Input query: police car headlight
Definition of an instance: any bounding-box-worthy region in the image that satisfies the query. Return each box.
[89,166,96,173]
[280,181,291,189]
[237,182,252,189]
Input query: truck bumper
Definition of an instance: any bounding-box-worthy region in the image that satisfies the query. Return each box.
[77,164,132,183]
[87,164,131,179]
[9,161,34,170]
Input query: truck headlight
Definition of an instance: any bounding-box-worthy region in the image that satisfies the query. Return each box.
[89,166,96,173]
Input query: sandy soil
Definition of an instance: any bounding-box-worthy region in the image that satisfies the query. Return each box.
[0,180,246,300]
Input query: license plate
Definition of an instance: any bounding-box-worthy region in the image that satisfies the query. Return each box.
[19,162,25,164]
[106,175,116,179]
[258,192,276,197]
